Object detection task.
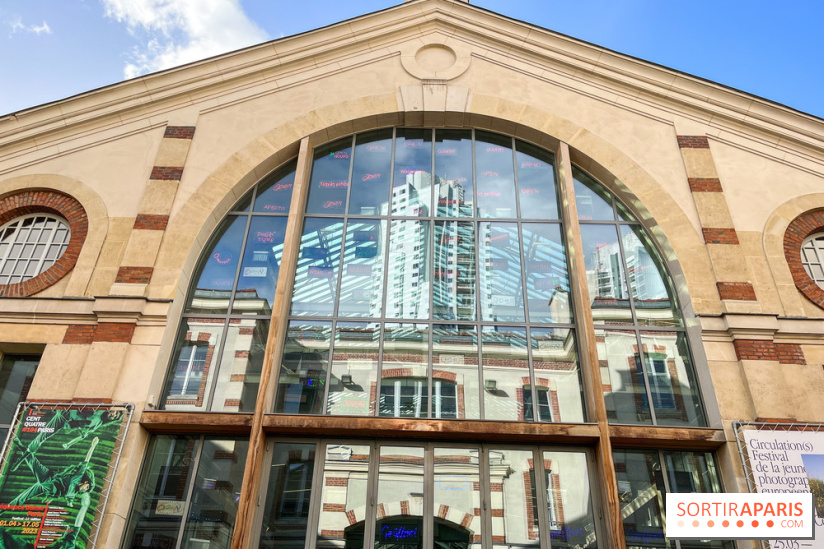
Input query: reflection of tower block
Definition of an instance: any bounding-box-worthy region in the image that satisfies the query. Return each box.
[222,320,255,412]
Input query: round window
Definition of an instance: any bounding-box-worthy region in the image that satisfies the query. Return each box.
[0,214,71,285]
[801,233,824,290]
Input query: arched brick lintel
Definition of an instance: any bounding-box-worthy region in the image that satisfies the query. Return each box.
[0,189,88,297]
[784,208,824,309]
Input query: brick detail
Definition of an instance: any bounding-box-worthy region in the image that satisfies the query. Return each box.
[150,166,184,181]
[229,374,246,382]
[322,503,346,512]
[224,399,241,407]
[677,135,710,149]
[115,266,153,284]
[93,323,135,343]
[0,190,89,297]
[703,227,739,245]
[63,325,96,344]
[688,177,723,192]
[163,126,196,139]
[717,282,757,301]
[733,339,778,361]
[133,214,169,230]
[775,343,806,365]
[784,209,824,309]
[325,477,348,487]
[755,417,798,423]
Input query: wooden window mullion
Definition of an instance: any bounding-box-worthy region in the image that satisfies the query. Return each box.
[555,141,626,549]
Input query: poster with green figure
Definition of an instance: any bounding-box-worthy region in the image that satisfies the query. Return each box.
[0,406,129,549]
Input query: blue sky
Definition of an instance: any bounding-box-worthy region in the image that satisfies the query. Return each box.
[1,0,822,119]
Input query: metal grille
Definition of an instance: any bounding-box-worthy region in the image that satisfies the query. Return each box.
[801,235,824,290]
[0,214,71,285]
[0,401,134,549]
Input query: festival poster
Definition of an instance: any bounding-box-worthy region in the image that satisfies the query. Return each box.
[0,406,128,549]
[742,429,824,548]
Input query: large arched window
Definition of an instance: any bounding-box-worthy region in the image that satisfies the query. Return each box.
[159,128,705,428]
[136,127,725,549]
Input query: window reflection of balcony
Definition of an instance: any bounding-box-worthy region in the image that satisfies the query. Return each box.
[191,288,271,316]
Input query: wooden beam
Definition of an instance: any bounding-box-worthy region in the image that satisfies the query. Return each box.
[557,141,627,549]
[140,411,253,434]
[609,425,726,450]
[263,415,601,444]
[231,136,313,549]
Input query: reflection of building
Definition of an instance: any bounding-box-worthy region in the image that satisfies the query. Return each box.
[4,1,824,549]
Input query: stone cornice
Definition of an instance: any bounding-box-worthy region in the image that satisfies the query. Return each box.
[1,0,823,169]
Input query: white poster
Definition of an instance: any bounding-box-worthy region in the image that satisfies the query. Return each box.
[743,429,824,548]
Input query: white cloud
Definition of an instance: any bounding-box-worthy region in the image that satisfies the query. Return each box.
[100,0,269,79]
[8,17,52,37]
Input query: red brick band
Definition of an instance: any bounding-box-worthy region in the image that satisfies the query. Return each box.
[775,343,805,365]
[755,417,798,423]
[703,227,739,245]
[677,135,710,149]
[163,126,196,139]
[0,190,88,297]
[150,166,184,181]
[133,214,169,231]
[784,209,824,309]
[93,322,135,343]
[115,266,153,284]
[734,340,805,365]
[733,339,779,361]
[688,177,723,192]
[63,325,96,344]
[716,282,757,301]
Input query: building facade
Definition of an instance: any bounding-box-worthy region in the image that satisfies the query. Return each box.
[1,1,824,548]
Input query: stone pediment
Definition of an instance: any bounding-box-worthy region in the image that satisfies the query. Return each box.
[2,0,824,167]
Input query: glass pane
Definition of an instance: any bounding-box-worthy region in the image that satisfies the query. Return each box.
[433,325,480,420]
[291,218,345,317]
[580,225,632,325]
[434,221,476,321]
[479,222,524,322]
[615,200,638,222]
[180,439,249,549]
[621,225,682,327]
[574,168,614,221]
[663,453,732,547]
[122,436,200,549]
[349,129,393,215]
[523,223,571,324]
[640,332,706,427]
[0,355,38,426]
[435,129,474,217]
[543,452,598,548]
[210,319,268,413]
[375,446,425,549]
[327,322,379,416]
[481,326,530,422]
[434,448,482,549]
[488,449,539,548]
[613,450,668,549]
[393,129,433,216]
[386,220,430,320]
[530,328,585,423]
[339,220,385,318]
[380,324,429,418]
[186,216,246,315]
[232,216,288,314]
[316,444,371,549]
[475,131,516,218]
[275,321,332,414]
[516,141,558,219]
[162,318,225,412]
[307,138,352,215]
[254,161,296,213]
[259,442,316,549]
[599,329,652,425]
